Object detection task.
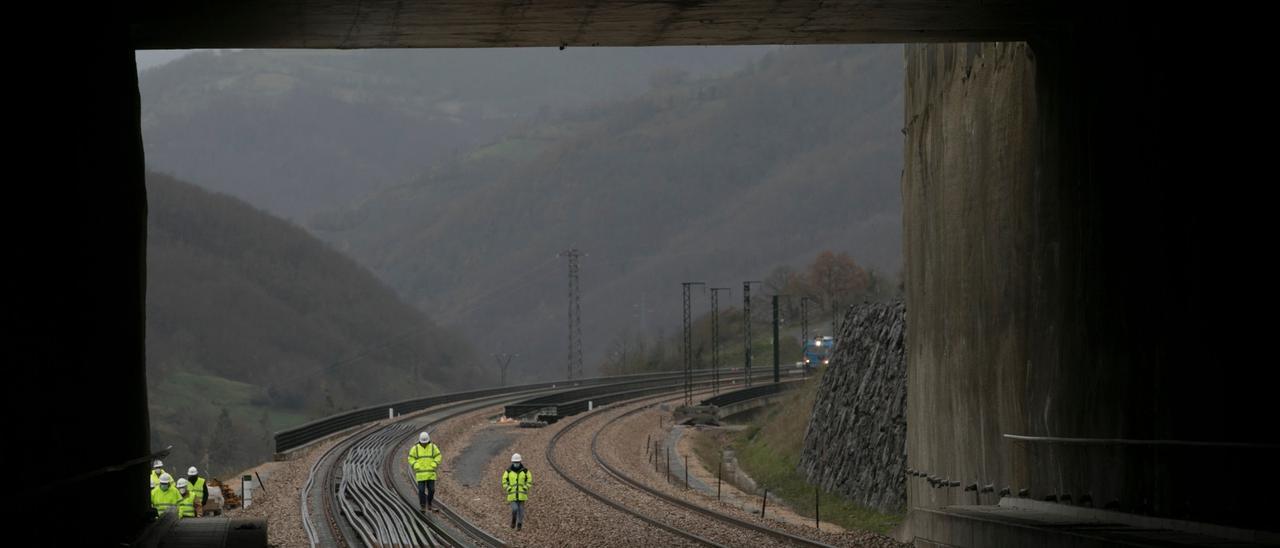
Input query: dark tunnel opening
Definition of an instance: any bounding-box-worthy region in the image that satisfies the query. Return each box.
[8,3,1276,546]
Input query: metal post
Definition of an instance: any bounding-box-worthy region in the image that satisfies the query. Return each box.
[561,249,583,380]
[743,281,761,387]
[666,449,671,484]
[492,353,517,386]
[815,486,820,530]
[684,455,688,489]
[710,287,730,395]
[761,489,768,517]
[801,297,809,347]
[682,282,705,406]
[772,295,780,383]
[831,299,839,338]
[717,458,722,501]
[743,281,751,387]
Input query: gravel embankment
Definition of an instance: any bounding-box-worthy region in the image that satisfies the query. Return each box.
[431,398,696,547]
[547,391,805,546]
[224,438,340,548]
[237,386,905,548]
[600,402,909,548]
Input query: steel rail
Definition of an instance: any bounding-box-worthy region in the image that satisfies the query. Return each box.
[307,373,793,547]
[306,390,544,547]
[592,397,838,548]
[546,386,729,548]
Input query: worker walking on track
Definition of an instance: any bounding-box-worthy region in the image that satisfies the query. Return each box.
[408,431,443,512]
[150,473,180,518]
[175,478,197,519]
[502,453,532,531]
[186,466,208,517]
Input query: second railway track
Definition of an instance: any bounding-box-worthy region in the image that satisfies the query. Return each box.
[303,372,811,547]
[546,384,839,548]
[304,390,544,547]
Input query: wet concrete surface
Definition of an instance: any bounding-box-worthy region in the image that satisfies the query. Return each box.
[454,426,516,488]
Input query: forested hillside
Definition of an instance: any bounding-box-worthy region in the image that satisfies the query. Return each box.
[145,172,478,476]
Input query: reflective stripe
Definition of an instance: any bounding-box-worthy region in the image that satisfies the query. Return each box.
[409,443,441,480]
[190,477,206,499]
[152,485,182,514]
[502,470,532,501]
[177,493,196,518]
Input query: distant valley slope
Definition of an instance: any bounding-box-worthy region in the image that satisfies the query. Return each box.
[139,47,772,220]
[313,45,905,377]
[146,172,477,475]
[140,45,904,382]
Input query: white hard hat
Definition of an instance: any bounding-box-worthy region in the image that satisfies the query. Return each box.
[419,432,430,443]
[153,459,164,469]
[511,453,522,463]
[159,473,173,484]
[176,478,189,489]
[188,467,198,476]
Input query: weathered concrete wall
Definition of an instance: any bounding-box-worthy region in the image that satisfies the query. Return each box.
[800,301,907,513]
[902,40,1038,517]
[902,34,1276,533]
[7,7,151,545]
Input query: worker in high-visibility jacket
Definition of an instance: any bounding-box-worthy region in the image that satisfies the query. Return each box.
[501,453,532,531]
[186,467,208,517]
[408,431,442,512]
[150,460,167,489]
[150,473,180,518]
[175,478,197,519]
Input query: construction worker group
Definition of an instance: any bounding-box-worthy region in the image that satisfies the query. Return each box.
[148,460,209,520]
[409,431,533,531]
[149,431,533,528]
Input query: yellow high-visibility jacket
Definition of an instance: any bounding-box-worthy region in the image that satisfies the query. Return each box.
[151,486,181,517]
[177,491,197,519]
[502,467,532,502]
[408,442,442,481]
[188,476,207,505]
[150,469,166,488]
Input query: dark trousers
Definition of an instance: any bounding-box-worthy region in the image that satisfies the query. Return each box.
[510,500,526,525]
[417,480,436,507]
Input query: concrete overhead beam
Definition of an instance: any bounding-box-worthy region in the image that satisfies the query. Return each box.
[130,0,1059,49]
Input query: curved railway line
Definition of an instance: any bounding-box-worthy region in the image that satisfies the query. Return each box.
[301,372,808,547]
[303,391,540,547]
[545,385,839,548]
[589,395,837,547]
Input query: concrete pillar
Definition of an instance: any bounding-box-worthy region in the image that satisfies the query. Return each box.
[7,8,150,545]
[903,23,1275,532]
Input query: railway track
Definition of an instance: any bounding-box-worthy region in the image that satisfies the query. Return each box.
[547,385,836,548]
[342,422,444,546]
[303,373,808,547]
[546,388,725,547]
[591,396,837,547]
[303,391,543,547]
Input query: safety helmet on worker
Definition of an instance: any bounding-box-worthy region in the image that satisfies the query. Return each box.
[153,459,164,469]
[511,453,522,463]
[158,473,173,489]
[188,466,199,476]
[176,478,189,490]
[419,432,430,443]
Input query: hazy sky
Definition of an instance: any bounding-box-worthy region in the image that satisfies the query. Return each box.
[136,50,195,72]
